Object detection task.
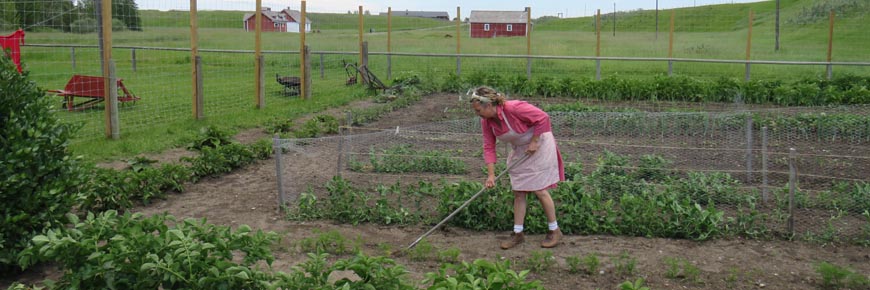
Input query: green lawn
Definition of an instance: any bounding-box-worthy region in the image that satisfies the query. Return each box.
[12,0,870,161]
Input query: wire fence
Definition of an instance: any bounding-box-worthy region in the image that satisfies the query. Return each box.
[274,97,870,242]
[2,0,869,140]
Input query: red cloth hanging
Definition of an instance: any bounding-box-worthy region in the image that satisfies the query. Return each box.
[0,29,25,73]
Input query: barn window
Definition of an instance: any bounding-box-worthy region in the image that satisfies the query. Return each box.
[484,24,490,31]
[506,24,513,32]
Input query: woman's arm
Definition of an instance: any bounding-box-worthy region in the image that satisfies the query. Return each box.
[481,118,498,164]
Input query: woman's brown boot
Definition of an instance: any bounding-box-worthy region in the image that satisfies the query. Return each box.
[541,228,562,248]
[500,232,525,249]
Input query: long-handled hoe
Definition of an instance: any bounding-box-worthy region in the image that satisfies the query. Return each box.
[406,153,530,250]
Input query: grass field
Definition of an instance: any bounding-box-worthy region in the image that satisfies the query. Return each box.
[9,0,870,161]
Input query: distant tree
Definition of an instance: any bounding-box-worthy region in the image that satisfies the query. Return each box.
[76,0,142,31]
[364,10,370,15]
[9,0,76,32]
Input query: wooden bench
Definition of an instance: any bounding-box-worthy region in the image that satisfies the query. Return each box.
[47,75,141,112]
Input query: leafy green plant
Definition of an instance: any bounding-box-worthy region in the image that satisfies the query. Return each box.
[18,211,279,289]
[423,259,544,290]
[126,156,157,172]
[567,253,600,275]
[677,172,751,206]
[292,114,339,138]
[582,253,601,275]
[564,156,585,181]
[815,261,870,289]
[187,125,234,151]
[618,278,651,290]
[408,239,435,261]
[634,154,673,182]
[437,247,461,263]
[524,250,556,273]
[353,144,467,174]
[288,177,426,226]
[331,254,415,289]
[664,257,702,283]
[182,143,267,181]
[297,229,351,255]
[1,56,84,270]
[566,255,583,274]
[614,251,637,276]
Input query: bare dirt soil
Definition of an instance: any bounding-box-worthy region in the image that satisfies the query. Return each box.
[6,93,869,289]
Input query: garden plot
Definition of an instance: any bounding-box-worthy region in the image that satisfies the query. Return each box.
[106,93,870,289]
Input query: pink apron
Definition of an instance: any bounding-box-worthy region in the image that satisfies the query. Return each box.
[496,117,560,191]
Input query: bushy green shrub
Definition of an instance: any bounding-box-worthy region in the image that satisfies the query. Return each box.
[0,56,84,270]
[111,18,127,31]
[69,18,97,34]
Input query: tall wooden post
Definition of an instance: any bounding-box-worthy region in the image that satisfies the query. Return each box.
[525,7,532,80]
[300,1,308,99]
[775,0,780,51]
[191,0,202,119]
[595,9,601,81]
[456,6,461,76]
[826,11,835,80]
[358,6,363,66]
[745,10,753,82]
[387,7,392,79]
[254,0,264,107]
[100,0,117,138]
[668,11,675,76]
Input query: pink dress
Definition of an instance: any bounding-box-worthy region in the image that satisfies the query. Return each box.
[481,101,564,191]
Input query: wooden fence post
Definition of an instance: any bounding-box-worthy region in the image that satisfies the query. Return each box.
[274,134,285,213]
[191,0,202,119]
[596,9,601,81]
[254,0,263,108]
[303,45,311,99]
[826,10,835,80]
[762,126,769,203]
[787,148,797,235]
[745,9,753,82]
[668,11,674,76]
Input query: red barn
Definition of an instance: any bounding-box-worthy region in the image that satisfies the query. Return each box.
[469,10,529,38]
[243,7,311,33]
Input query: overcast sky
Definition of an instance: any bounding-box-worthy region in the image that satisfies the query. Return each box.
[137,0,767,18]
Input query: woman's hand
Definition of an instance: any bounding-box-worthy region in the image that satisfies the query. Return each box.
[525,139,539,155]
[485,175,496,188]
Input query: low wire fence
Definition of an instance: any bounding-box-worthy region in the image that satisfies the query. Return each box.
[274,100,869,243]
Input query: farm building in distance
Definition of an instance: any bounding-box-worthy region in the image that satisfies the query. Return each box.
[469,10,529,38]
[243,7,311,33]
[378,10,450,20]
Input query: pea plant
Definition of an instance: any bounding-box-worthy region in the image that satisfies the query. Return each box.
[350,144,467,174]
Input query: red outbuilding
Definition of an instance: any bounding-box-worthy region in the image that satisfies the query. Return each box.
[469,10,529,38]
[243,7,311,33]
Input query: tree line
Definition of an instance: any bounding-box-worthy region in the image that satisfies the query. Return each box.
[0,0,142,32]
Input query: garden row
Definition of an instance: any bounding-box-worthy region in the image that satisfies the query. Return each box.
[15,210,867,289]
[11,210,551,289]
[543,101,870,142]
[438,72,870,106]
[293,150,870,244]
